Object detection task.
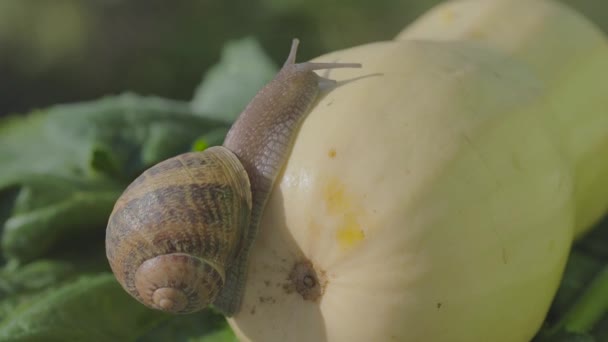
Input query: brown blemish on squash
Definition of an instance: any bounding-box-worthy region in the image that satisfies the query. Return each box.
[285,259,326,301]
[328,148,337,159]
[259,296,276,304]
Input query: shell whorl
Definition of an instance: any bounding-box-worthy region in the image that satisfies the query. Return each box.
[134,253,223,313]
[105,146,252,314]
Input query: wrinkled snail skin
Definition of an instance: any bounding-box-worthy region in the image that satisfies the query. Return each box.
[104,39,361,316]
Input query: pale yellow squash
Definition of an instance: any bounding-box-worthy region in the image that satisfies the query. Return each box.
[228,1,608,341]
[399,0,608,236]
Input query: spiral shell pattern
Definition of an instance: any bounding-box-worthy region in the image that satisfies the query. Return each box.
[105,146,252,314]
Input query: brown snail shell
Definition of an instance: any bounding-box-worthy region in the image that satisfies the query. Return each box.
[105,146,252,314]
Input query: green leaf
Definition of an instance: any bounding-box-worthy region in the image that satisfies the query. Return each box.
[0,93,229,263]
[0,260,76,299]
[576,219,608,262]
[0,241,109,321]
[195,328,238,342]
[548,251,604,319]
[137,310,232,342]
[591,314,608,342]
[191,37,278,122]
[0,261,79,324]
[0,273,171,342]
[558,265,608,335]
[0,93,227,185]
[535,331,596,342]
[191,127,231,152]
[1,176,121,262]
[536,219,608,341]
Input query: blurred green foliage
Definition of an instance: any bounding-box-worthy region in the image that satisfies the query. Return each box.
[0,1,607,341]
[1,0,606,117]
[0,37,274,341]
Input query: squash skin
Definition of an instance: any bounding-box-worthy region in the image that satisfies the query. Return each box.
[228,40,573,342]
[228,1,608,341]
[398,0,608,237]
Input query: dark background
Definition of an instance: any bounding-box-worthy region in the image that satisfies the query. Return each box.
[1,0,606,117]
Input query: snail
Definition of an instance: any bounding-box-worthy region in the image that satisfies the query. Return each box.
[104,39,361,316]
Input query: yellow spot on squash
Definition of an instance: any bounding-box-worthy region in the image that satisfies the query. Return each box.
[323,178,366,251]
[336,213,365,251]
[324,178,352,215]
[441,8,456,23]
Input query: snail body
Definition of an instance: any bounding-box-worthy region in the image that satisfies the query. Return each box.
[105,39,361,315]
